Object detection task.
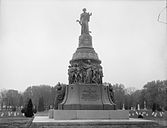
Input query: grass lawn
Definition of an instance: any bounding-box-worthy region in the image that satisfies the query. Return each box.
[0,110,167,128]
[0,117,33,128]
[129,110,167,127]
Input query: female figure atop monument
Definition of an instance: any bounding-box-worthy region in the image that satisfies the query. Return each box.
[77,8,92,35]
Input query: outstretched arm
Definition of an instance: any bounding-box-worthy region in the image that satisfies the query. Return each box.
[76,20,81,25]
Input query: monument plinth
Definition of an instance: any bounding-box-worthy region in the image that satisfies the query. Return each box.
[59,8,115,110]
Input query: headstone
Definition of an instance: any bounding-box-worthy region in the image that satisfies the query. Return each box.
[8,112,11,116]
[1,112,4,117]
[154,113,157,117]
[122,104,125,110]
[144,101,147,110]
[137,104,140,110]
[152,112,154,115]
[14,112,16,116]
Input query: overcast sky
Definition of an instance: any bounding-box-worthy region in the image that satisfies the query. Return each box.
[0,0,166,92]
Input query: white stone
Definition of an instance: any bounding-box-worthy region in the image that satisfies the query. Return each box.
[54,110,77,120]
[8,112,11,116]
[154,113,157,117]
[1,112,4,117]
[78,110,109,119]
[152,112,154,115]
[53,110,129,120]
[137,104,140,110]
[33,116,154,123]
[122,104,125,110]
[14,112,16,116]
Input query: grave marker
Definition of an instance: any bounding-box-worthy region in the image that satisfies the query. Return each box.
[137,104,140,110]
[152,112,154,115]
[1,112,4,117]
[8,112,11,116]
[14,112,16,116]
[154,113,157,117]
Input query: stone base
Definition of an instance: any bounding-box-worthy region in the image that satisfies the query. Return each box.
[59,84,115,110]
[49,110,129,120]
[31,116,159,128]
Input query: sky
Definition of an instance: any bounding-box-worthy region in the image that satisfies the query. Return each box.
[0,0,166,92]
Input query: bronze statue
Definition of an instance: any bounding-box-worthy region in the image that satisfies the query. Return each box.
[54,82,65,109]
[77,8,92,35]
[108,84,115,103]
[68,59,104,84]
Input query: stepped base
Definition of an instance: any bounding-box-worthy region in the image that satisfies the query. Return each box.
[31,116,159,128]
[49,110,129,120]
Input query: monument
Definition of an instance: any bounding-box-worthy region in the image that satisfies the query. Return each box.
[57,8,116,110]
[32,9,159,128]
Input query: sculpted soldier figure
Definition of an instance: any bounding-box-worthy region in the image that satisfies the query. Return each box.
[54,82,65,109]
[108,84,115,103]
[98,66,103,84]
[77,8,92,34]
[86,66,93,83]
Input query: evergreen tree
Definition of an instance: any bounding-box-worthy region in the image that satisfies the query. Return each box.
[24,98,34,117]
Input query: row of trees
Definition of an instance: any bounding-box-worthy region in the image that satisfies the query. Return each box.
[0,85,58,111]
[0,80,167,111]
[112,80,167,111]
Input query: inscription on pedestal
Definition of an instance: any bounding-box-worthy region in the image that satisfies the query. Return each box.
[80,85,100,103]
